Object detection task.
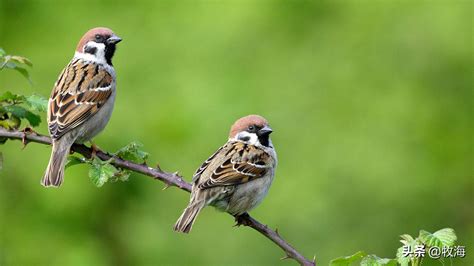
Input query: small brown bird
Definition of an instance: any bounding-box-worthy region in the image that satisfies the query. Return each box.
[174,115,277,233]
[42,27,122,187]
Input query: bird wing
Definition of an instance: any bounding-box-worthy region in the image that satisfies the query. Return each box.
[192,144,225,183]
[48,59,113,140]
[197,142,274,189]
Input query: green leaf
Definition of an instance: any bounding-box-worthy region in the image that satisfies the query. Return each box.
[13,66,32,84]
[0,91,26,103]
[4,105,41,127]
[88,158,118,187]
[115,141,149,163]
[397,233,417,266]
[396,246,410,266]
[419,228,457,248]
[0,111,21,130]
[65,156,85,169]
[10,55,33,67]
[0,48,5,57]
[25,94,48,112]
[330,251,366,266]
[0,60,15,70]
[361,255,397,266]
[399,234,417,247]
[111,169,131,182]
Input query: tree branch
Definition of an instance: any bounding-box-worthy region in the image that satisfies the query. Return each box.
[0,127,316,266]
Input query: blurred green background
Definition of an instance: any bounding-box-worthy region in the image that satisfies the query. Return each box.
[0,1,472,265]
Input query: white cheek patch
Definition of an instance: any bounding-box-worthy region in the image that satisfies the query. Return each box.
[235,131,259,145]
[74,41,107,65]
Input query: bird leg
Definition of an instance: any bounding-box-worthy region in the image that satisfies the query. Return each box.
[234,212,251,227]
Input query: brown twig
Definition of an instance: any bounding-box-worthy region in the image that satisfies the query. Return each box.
[0,127,315,266]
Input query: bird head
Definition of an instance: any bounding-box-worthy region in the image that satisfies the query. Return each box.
[75,27,122,65]
[229,115,273,147]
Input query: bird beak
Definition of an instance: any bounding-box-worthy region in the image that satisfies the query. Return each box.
[107,35,122,44]
[257,125,273,137]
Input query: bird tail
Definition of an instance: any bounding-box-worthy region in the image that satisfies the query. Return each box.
[174,200,205,233]
[42,140,70,187]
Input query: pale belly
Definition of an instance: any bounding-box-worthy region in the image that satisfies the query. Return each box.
[74,91,116,144]
[212,172,274,215]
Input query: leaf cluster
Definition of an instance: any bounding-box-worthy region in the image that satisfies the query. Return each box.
[0,48,47,144]
[330,228,457,266]
[0,48,33,83]
[65,141,149,187]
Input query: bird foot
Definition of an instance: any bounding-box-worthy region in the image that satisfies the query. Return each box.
[233,213,251,227]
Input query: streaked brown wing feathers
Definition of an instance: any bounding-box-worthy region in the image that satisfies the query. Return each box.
[48,60,113,140]
[197,142,272,189]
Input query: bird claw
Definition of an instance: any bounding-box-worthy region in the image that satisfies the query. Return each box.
[233,213,251,227]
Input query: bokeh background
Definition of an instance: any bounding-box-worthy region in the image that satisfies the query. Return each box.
[0,1,472,265]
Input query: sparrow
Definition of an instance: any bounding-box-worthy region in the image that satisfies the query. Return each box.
[42,27,122,187]
[174,115,277,233]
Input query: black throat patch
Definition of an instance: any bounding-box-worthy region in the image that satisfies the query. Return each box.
[104,44,116,66]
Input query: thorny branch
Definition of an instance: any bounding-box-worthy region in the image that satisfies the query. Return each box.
[0,127,316,266]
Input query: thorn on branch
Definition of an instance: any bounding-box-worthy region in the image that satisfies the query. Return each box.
[155,163,161,171]
[280,254,291,260]
[21,127,34,148]
[162,183,171,190]
[275,228,280,236]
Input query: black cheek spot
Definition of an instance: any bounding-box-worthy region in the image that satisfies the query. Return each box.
[239,136,250,142]
[84,46,97,55]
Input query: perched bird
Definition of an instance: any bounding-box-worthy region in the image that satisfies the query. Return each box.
[42,27,122,187]
[174,115,277,233]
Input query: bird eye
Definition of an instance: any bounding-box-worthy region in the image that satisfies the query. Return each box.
[95,34,102,41]
[248,125,255,131]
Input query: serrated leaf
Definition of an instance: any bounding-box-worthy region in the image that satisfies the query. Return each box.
[397,233,417,266]
[396,246,410,266]
[4,105,41,127]
[25,94,48,112]
[419,228,457,248]
[115,141,149,163]
[89,158,118,187]
[361,255,397,266]
[399,234,416,247]
[330,251,366,266]
[65,156,84,169]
